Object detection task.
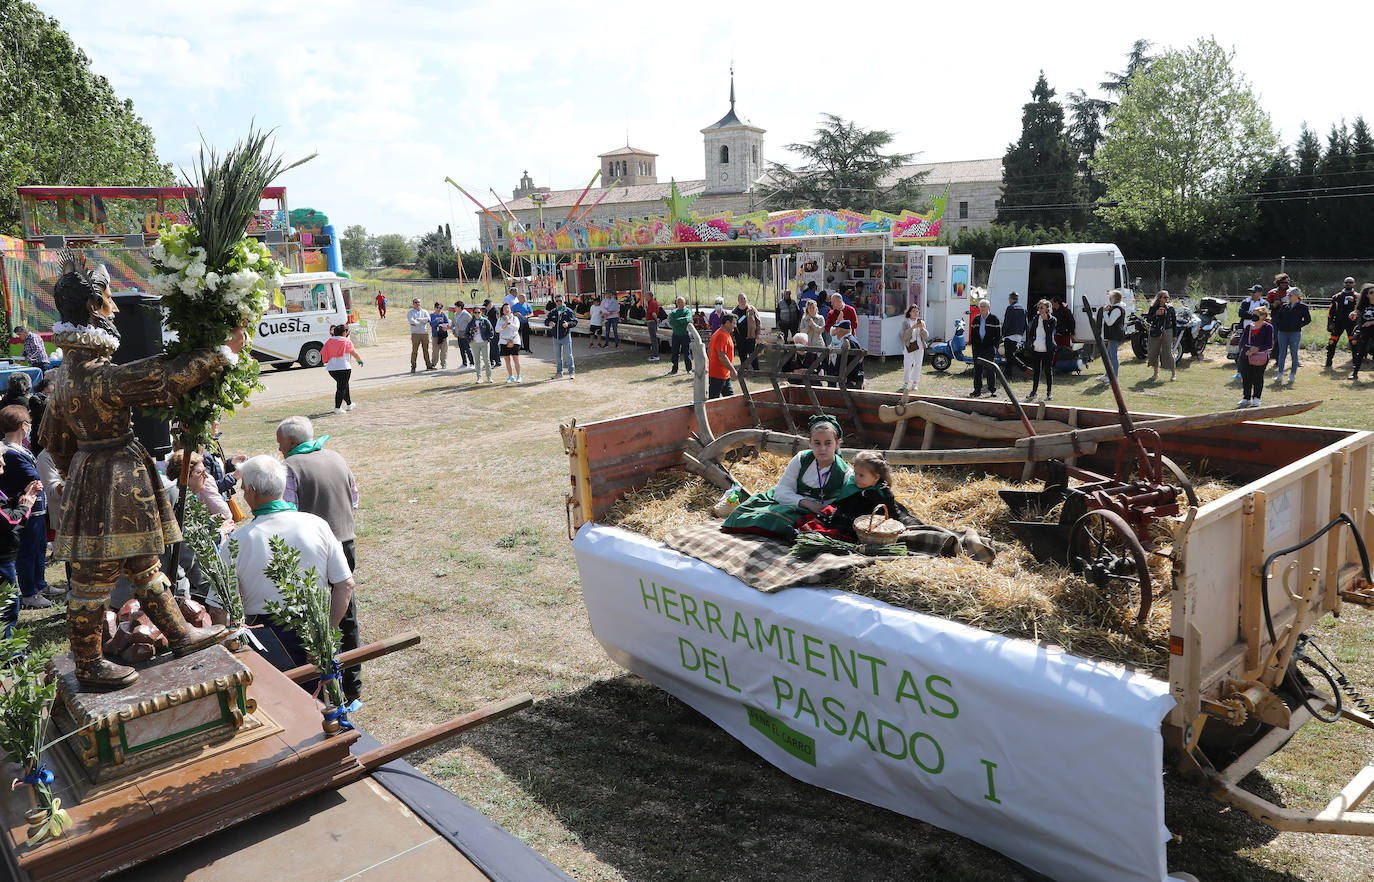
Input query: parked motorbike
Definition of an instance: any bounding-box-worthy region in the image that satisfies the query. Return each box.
[1131,297,1226,361]
[928,320,1006,373]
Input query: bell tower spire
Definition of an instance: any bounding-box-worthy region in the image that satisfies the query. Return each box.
[729,63,735,112]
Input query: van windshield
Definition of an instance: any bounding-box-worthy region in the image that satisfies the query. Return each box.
[272,282,337,314]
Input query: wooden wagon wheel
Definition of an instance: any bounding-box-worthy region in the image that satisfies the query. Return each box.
[1067,509,1154,624]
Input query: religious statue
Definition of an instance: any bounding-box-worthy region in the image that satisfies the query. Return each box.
[39,252,244,690]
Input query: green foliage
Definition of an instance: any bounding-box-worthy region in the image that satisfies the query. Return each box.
[0,584,60,825]
[0,1,174,235]
[949,222,1087,262]
[340,224,374,270]
[262,536,344,707]
[997,72,1079,230]
[1094,38,1278,249]
[182,496,244,625]
[760,113,928,213]
[374,233,416,266]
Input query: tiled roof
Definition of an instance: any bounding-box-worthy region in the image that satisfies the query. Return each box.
[882,157,1003,187]
[598,145,658,157]
[492,180,708,213]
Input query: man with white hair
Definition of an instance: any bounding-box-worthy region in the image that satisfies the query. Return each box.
[276,415,362,699]
[969,298,1002,398]
[208,455,355,679]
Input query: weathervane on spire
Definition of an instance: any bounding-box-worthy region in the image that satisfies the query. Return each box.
[729,63,735,112]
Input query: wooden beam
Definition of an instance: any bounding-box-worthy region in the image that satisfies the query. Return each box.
[1240,491,1269,671]
[354,694,534,772]
[876,400,1070,438]
[284,632,422,683]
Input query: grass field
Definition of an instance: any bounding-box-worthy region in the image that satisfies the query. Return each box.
[15,315,1374,880]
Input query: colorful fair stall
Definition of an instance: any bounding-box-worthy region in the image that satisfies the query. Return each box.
[504,182,968,356]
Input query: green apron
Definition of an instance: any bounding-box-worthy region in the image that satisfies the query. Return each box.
[721,451,851,535]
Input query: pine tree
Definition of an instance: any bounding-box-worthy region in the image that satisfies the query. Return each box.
[1317,122,1354,256]
[1292,125,1323,255]
[1349,117,1374,247]
[996,72,1078,230]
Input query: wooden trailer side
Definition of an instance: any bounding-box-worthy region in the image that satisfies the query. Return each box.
[1169,430,1374,729]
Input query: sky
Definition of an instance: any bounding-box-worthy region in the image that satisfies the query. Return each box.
[38,0,1374,250]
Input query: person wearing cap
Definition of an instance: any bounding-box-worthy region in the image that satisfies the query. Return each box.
[407,298,434,372]
[544,294,578,379]
[826,319,865,388]
[1327,277,1360,369]
[707,297,727,334]
[1235,285,1267,379]
[707,313,739,399]
[969,298,1002,398]
[1271,286,1311,386]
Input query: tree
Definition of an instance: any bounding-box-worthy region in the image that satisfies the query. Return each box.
[759,114,928,212]
[1094,38,1278,252]
[995,72,1079,230]
[0,1,173,235]
[340,224,373,269]
[373,233,415,266]
[1100,39,1156,97]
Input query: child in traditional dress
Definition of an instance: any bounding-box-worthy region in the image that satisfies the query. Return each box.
[721,414,850,540]
[816,450,922,542]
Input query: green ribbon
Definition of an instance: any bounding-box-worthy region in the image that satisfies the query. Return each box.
[251,499,298,517]
[286,435,330,457]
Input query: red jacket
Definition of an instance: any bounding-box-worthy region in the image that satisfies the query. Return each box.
[824,304,858,335]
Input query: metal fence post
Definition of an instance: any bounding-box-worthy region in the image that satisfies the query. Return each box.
[1280,255,1286,275]
[1159,257,1165,293]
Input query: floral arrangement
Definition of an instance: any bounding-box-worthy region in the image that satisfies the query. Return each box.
[0,585,72,845]
[262,536,356,731]
[147,128,313,448]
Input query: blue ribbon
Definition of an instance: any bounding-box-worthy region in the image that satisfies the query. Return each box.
[22,765,54,787]
[324,699,361,731]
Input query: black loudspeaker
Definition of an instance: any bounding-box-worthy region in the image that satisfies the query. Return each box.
[111,292,172,458]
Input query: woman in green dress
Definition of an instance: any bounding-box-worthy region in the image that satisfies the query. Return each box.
[721,415,851,539]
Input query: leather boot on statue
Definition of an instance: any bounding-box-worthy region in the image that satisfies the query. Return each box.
[69,598,138,690]
[133,575,228,657]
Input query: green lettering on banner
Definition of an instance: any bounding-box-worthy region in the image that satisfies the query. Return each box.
[830,644,859,689]
[981,758,1001,804]
[703,601,729,640]
[926,675,959,719]
[679,591,705,632]
[639,579,661,615]
[747,706,817,767]
[731,611,755,649]
[662,586,681,623]
[679,637,701,671]
[755,618,785,660]
[802,634,826,676]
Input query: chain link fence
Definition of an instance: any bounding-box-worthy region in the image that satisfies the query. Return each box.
[1121,258,1374,308]
[650,257,774,310]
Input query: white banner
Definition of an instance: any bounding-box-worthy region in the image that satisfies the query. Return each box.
[574,524,1174,882]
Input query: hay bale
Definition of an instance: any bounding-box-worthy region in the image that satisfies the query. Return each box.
[601,454,1233,675]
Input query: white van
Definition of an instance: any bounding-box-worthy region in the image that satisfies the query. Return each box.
[252,272,355,369]
[985,244,1133,343]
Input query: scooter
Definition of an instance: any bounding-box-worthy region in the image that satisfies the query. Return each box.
[928,320,1007,373]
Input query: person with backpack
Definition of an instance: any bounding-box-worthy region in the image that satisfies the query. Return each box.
[429,302,450,369]
[1099,290,1128,381]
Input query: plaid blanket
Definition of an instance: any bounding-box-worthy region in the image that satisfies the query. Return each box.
[664,522,997,593]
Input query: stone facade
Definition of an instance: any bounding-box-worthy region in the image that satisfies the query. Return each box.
[889,158,1003,237]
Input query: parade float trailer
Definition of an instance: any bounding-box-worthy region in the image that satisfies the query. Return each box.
[559,369,1374,882]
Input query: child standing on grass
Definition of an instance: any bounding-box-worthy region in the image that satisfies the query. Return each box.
[589,299,604,347]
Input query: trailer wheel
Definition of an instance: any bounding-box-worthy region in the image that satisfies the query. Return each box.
[1068,509,1153,624]
[298,342,323,369]
[929,352,952,372]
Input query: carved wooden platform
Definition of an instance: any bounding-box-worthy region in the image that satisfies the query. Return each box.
[3,650,362,882]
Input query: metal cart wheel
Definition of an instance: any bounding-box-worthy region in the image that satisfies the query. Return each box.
[1068,508,1154,624]
[1122,453,1199,509]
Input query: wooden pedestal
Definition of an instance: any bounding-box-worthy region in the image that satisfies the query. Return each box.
[2,649,363,882]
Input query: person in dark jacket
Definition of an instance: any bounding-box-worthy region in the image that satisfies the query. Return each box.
[1350,285,1374,381]
[1327,277,1360,369]
[1271,287,1311,385]
[969,298,1002,398]
[774,290,800,342]
[1145,291,1177,382]
[544,294,579,379]
[0,456,41,639]
[1051,297,1076,348]
[1238,306,1275,407]
[1023,300,1058,400]
[1001,292,1028,374]
[0,405,51,612]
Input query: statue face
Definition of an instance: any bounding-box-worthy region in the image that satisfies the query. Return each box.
[95,284,117,318]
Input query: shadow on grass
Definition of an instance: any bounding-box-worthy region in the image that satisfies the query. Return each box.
[459,675,1041,882]
[453,676,1307,882]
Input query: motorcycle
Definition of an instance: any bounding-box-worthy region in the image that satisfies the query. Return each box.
[928,320,1006,373]
[1131,298,1227,362]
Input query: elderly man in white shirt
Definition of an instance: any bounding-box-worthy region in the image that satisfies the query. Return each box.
[207,455,354,681]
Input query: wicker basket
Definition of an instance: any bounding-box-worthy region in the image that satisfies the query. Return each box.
[854,505,905,544]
